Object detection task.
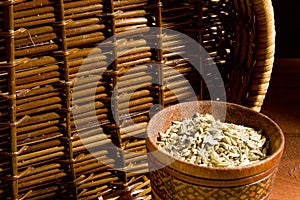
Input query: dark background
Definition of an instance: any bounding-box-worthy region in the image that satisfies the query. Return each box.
[273,1,300,58]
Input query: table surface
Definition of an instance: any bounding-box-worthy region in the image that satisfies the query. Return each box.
[261,58,300,200]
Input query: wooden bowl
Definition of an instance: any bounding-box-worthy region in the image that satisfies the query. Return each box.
[146,101,285,200]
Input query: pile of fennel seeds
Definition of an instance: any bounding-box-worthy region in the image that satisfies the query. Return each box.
[157,113,269,167]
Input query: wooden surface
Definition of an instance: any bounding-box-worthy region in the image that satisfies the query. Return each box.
[261,58,300,200]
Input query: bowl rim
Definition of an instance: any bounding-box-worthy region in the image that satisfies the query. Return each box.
[146,100,285,177]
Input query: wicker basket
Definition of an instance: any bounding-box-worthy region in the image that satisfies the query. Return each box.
[0,0,275,199]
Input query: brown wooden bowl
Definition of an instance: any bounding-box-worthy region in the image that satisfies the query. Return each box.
[146,101,285,200]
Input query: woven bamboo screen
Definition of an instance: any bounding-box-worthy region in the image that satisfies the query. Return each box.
[0,0,275,199]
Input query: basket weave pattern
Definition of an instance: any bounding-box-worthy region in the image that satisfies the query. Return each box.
[0,0,275,199]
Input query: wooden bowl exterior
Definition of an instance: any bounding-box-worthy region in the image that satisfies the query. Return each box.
[146,101,285,199]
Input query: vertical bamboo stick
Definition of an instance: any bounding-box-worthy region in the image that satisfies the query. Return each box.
[196,0,204,100]
[54,0,77,197]
[155,0,164,108]
[104,0,127,184]
[3,2,18,199]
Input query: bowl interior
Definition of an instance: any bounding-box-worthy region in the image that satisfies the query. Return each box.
[147,100,284,163]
